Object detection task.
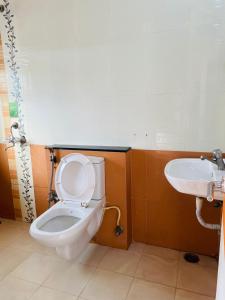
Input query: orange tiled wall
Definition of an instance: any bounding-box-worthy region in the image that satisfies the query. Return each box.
[131,150,221,256]
[30,145,132,250]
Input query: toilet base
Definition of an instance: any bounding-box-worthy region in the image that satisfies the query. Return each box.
[56,233,90,260]
[55,213,102,260]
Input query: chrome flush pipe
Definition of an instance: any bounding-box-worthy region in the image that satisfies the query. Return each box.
[196,197,220,230]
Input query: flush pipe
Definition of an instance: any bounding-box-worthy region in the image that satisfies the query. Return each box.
[196,197,220,230]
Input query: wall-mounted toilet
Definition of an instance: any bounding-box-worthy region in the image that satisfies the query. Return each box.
[29,153,105,260]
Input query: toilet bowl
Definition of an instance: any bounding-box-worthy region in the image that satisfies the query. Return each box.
[30,153,105,260]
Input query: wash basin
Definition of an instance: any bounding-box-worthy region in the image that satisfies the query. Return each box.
[164,158,225,200]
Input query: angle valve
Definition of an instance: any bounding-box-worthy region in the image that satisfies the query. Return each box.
[115,225,124,236]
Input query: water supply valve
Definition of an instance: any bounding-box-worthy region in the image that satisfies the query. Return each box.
[115,225,124,236]
[5,122,27,151]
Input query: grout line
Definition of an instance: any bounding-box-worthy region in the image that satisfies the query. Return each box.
[133,274,177,290]
[24,281,41,300]
[31,285,75,298]
[133,248,143,276]
[175,251,182,288]
[124,277,135,300]
[77,266,98,298]
[175,287,216,298]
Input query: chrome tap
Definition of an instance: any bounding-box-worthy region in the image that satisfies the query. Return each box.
[200,149,225,170]
[5,122,27,151]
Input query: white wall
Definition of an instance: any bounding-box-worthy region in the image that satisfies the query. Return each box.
[2,0,225,150]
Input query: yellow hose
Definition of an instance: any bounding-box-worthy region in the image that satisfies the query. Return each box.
[103,206,121,226]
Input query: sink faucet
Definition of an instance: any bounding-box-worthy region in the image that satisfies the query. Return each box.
[200,149,225,170]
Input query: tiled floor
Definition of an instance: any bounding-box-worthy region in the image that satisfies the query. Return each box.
[0,218,217,300]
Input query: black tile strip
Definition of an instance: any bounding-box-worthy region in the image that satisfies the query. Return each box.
[45,144,131,153]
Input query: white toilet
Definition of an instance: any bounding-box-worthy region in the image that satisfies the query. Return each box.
[29,153,105,260]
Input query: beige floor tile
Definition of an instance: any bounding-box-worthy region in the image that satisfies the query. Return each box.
[135,254,178,287]
[128,242,146,254]
[0,226,23,247]
[175,289,215,300]
[81,269,133,300]
[0,246,31,281]
[30,286,77,300]
[143,244,180,260]
[44,263,96,296]
[127,278,175,300]
[1,218,30,230]
[11,231,57,256]
[0,275,39,300]
[11,252,68,284]
[179,252,218,270]
[98,248,140,276]
[78,243,109,267]
[177,262,217,297]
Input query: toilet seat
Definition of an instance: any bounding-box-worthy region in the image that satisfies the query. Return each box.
[55,153,95,206]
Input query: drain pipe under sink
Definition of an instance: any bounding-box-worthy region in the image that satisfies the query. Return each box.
[196,197,220,230]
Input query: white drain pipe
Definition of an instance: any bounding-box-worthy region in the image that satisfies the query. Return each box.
[196,197,220,230]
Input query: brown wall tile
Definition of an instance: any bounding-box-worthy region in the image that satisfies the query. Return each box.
[30,145,221,255]
[31,146,131,249]
[30,145,50,188]
[0,144,15,219]
[131,150,221,256]
[34,186,49,216]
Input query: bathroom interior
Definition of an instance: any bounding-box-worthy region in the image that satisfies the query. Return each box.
[0,0,225,299]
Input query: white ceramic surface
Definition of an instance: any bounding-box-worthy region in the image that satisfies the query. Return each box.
[165,158,225,200]
[30,154,105,260]
[55,153,96,205]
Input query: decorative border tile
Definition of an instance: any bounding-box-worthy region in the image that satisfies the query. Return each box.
[1,0,36,222]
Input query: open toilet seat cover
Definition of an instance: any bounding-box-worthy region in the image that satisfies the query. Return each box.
[55,153,95,204]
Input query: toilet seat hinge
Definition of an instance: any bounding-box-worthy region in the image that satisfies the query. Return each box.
[81,202,89,208]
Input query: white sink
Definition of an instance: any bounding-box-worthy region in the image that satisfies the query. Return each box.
[164,158,225,200]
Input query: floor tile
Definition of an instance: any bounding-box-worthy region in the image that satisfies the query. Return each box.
[11,231,57,256]
[175,289,215,300]
[135,254,178,287]
[0,246,31,281]
[128,242,146,254]
[0,219,219,300]
[44,262,96,296]
[143,244,180,260]
[177,261,217,297]
[98,248,140,276]
[30,286,77,300]
[11,252,67,284]
[179,252,218,270]
[78,243,109,267]
[0,275,39,300]
[4,219,29,229]
[127,278,175,300]
[0,226,23,247]
[81,269,133,300]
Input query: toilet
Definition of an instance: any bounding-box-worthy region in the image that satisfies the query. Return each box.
[29,153,105,260]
